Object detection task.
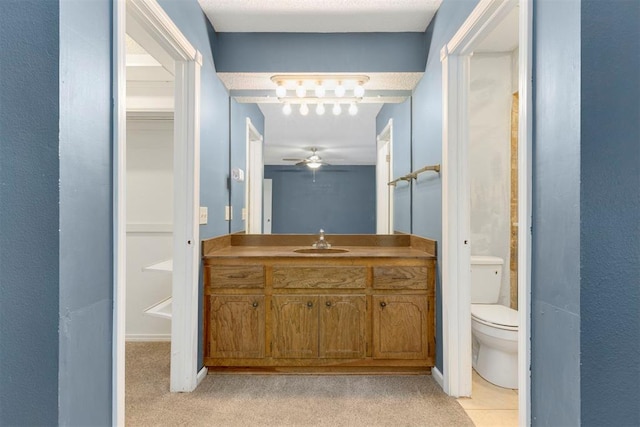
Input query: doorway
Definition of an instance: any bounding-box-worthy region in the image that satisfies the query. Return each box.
[376,119,394,234]
[440,0,531,425]
[113,0,203,423]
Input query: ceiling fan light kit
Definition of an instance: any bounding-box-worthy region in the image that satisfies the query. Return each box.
[271,74,369,116]
[281,147,336,169]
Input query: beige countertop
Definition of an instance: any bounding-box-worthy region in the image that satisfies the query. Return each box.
[204,245,435,259]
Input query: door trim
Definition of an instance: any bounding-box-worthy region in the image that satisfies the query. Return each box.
[245,118,264,234]
[376,119,394,234]
[113,0,203,422]
[440,0,531,425]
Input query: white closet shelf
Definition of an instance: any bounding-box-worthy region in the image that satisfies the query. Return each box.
[143,259,173,273]
[144,297,172,320]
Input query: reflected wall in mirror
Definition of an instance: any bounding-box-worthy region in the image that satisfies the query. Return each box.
[227,77,418,236]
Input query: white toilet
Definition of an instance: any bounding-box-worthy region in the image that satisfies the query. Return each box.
[470,256,518,389]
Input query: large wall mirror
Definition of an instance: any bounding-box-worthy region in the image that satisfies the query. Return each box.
[226,75,416,235]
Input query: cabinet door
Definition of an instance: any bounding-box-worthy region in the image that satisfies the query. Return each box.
[272,296,319,358]
[372,295,429,359]
[319,295,366,359]
[207,295,265,359]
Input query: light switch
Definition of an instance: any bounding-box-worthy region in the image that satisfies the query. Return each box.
[242,208,247,220]
[199,207,208,225]
[225,205,232,221]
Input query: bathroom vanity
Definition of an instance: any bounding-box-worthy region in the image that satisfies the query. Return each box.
[202,234,436,373]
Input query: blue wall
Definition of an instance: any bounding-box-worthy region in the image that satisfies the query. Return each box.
[405,0,480,373]
[58,0,114,423]
[230,100,264,233]
[0,1,60,424]
[213,33,429,73]
[580,0,640,425]
[158,0,231,241]
[376,99,412,234]
[157,0,236,368]
[264,165,376,234]
[532,0,582,424]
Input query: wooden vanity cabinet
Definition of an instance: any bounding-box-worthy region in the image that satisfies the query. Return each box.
[372,295,429,360]
[271,294,367,359]
[203,253,436,373]
[206,295,265,359]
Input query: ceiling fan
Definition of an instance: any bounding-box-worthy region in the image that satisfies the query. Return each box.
[282,147,331,169]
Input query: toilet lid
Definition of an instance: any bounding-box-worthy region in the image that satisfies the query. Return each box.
[471,304,518,328]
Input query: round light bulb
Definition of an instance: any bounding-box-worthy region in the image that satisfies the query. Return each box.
[332,103,342,116]
[275,83,287,98]
[334,82,346,97]
[315,83,326,98]
[295,83,306,98]
[299,103,309,116]
[282,103,292,115]
[307,161,322,169]
[316,103,325,115]
[349,103,358,116]
[353,83,365,98]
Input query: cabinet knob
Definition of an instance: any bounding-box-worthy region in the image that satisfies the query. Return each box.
[380,301,387,308]
[307,301,313,308]
[325,301,332,307]
[252,301,259,308]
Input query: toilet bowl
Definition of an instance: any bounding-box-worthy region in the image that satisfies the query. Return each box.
[471,303,518,389]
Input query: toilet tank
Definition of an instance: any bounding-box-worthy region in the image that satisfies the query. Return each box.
[470,256,504,304]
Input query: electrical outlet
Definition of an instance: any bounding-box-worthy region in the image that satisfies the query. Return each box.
[199,207,208,225]
[242,208,247,220]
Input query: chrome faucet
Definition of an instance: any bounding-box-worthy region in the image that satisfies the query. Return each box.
[312,229,331,249]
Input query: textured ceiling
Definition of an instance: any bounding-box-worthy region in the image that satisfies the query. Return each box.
[198,0,442,33]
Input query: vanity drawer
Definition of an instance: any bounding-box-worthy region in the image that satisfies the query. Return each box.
[207,265,265,288]
[272,266,366,289]
[373,266,429,290]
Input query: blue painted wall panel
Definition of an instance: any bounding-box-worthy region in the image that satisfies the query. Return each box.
[58,0,113,423]
[580,1,640,424]
[265,165,375,234]
[213,33,428,73]
[531,0,582,424]
[230,100,264,233]
[158,0,234,368]
[0,1,60,424]
[405,0,480,372]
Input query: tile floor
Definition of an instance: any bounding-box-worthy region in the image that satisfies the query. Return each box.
[456,370,519,426]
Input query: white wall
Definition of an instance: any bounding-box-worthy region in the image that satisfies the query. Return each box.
[469,53,512,307]
[126,119,173,340]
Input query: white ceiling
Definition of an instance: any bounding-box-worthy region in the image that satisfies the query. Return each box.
[198,0,442,33]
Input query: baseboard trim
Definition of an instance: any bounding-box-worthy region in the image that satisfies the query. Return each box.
[126,334,171,342]
[197,367,208,386]
[432,367,444,390]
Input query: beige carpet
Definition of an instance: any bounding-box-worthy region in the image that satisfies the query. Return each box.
[126,342,473,426]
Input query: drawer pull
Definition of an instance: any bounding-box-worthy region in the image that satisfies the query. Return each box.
[307,301,314,308]
[380,301,387,308]
[325,301,332,307]
[228,274,247,279]
[252,301,259,308]
[391,276,407,280]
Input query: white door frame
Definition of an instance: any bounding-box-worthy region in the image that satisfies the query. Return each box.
[245,118,264,234]
[263,179,273,234]
[113,0,203,423]
[376,119,394,234]
[440,0,531,425]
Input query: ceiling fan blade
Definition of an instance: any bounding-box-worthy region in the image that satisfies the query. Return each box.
[282,158,304,161]
[295,161,307,166]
